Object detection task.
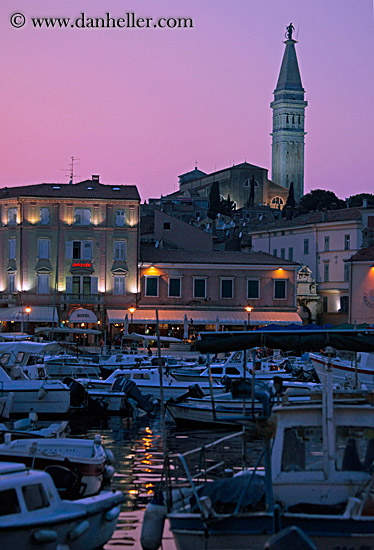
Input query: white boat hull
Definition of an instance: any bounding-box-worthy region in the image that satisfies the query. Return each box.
[1,385,71,416]
[310,353,374,390]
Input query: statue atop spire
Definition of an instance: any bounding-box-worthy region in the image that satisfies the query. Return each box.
[285,22,295,41]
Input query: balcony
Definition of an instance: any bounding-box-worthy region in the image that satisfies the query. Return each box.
[0,293,20,305]
[60,293,103,305]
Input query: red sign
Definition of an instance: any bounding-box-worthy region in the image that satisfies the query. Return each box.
[72,262,92,268]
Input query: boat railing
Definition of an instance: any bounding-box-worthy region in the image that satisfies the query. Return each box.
[168,430,264,516]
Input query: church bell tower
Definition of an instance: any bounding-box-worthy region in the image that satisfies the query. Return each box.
[271,24,308,203]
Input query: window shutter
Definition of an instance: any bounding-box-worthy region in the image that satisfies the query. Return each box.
[65,276,72,294]
[83,209,91,225]
[91,277,98,294]
[65,241,73,259]
[83,241,92,259]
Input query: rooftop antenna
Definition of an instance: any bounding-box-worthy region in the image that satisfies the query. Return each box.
[296,21,300,40]
[61,156,80,184]
[194,158,198,169]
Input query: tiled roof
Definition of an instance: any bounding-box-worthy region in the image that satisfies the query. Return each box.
[0,179,140,201]
[249,208,362,232]
[140,248,298,266]
[348,246,374,262]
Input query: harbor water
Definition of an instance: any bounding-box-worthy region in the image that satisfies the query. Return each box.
[70,411,263,549]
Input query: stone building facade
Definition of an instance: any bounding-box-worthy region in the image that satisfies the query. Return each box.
[0,176,140,331]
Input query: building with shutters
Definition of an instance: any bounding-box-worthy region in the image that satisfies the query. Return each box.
[0,175,140,332]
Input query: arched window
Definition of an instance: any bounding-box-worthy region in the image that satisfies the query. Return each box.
[271,197,284,206]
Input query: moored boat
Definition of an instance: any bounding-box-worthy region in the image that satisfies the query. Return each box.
[0,434,114,499]
[0,462,123,550]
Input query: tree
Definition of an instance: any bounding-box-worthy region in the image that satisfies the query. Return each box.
[282,181,296,218]
[207,182,221,220]
[299,189,346,214]
[220,194,236,216]
[347,193,374,208]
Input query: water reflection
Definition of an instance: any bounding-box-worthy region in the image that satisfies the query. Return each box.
[69,413,262,549]
[70,413,260,511]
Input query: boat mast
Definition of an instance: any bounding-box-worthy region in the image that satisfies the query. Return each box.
[322,346,335,479]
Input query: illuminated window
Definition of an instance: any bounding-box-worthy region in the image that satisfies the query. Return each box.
[8,273,15,293]
[115,210,125,226]
[37,274,50,294]
[114,241,126,261]
[324,263,329,282]
[40,207,50,225]
[38,239,50,259]
[8,238,16,260]
[8,207,17,225]
[74,208,91,225]
[66,241,92,260]
[114,276,126,295]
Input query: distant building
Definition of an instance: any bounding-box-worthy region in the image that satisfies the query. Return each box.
[249,208,363,324]
[159,162,289,212]
[0,176,140,333]
[346,246,374,325]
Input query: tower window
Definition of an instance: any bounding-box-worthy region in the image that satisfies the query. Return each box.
[286,114,289,123]
[298,115,302,124]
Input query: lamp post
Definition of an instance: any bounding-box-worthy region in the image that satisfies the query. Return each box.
[22,306,31,334]
[128,307,136,334]
[245,306,252,330]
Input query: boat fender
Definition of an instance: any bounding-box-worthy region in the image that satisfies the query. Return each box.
[105,448,115,465]
[68,519,90,540]
[104,464,115,481]
[104,505,121,522]
[37,386,47,400]
[140,492,167,550]
[33,529,58,543]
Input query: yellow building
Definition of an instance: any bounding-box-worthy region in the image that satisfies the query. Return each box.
[0,175,140,331]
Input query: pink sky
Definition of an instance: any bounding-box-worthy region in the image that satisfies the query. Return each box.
[1,0,373,201]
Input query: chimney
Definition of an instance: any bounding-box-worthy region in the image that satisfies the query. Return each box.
[92,175,100,183]
[363,198,368,208]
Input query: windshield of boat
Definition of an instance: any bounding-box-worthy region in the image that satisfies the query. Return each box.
[336,426,374,472]
[281,427,323,472]
[0,489,20,515]
[22,483,50,511]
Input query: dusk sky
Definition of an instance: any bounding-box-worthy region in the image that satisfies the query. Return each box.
[1,0,373,201]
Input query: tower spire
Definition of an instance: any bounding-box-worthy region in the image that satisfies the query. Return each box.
[270,24,308,202]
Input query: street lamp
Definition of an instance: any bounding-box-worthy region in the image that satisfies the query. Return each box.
[245,306,252,330]
[128,307,136,333]
[25,306,31,333]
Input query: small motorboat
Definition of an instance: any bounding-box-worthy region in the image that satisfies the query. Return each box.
[0,434,114,499]
[0,462,123,550]
[0,416,69,442]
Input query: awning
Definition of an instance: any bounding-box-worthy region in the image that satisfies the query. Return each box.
[69,308,98,323]
[196,328,374,354]
[35,327,102,336]
[107,309,302,326]
[0,306,58,323]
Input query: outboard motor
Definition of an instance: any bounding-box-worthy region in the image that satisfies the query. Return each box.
[114,378,155,414]
[63,377,108,415]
